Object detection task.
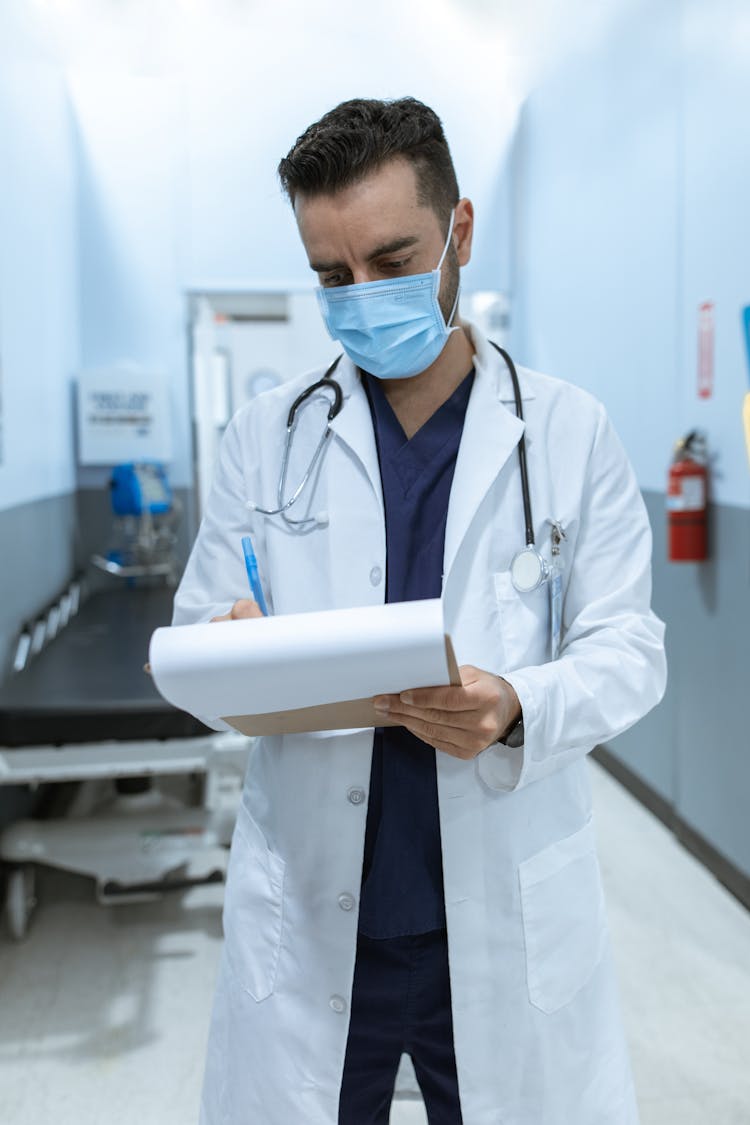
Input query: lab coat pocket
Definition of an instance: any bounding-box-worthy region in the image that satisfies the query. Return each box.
[493,570,549,668]
[223,801,285,1002]
[519,819,607,1014]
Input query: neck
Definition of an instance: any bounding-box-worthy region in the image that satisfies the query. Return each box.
[377,323,475,439]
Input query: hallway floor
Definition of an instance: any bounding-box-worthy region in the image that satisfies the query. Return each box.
[0,759,747,1124]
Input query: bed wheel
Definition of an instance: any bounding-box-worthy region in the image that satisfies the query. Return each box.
[6,865,37,941]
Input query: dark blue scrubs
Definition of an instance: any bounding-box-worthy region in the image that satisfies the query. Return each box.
[358,368,475,938]
[339,369,474,1125]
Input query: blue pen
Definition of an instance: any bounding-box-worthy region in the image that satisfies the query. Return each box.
[241,536,269,616]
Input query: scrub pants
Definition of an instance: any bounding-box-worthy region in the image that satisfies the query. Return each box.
[338,928,463,1125]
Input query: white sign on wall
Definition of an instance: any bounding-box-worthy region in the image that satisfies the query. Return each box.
[77,366,173,465]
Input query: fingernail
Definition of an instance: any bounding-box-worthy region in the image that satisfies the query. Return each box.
[401,692,413,704]
[373,697,390,713]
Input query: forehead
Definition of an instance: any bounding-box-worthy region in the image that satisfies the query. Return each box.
[293,157,441,257]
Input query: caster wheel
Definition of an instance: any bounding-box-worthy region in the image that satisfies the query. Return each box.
[6,865,37,941]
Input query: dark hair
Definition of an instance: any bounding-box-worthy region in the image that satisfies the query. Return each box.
[278,97,459,224]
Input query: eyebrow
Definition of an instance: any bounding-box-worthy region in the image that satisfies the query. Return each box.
[309,235,420,274]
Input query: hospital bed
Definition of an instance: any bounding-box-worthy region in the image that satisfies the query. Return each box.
[0,584,250,939]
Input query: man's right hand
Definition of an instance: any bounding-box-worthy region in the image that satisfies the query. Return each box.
[210,599,264,622]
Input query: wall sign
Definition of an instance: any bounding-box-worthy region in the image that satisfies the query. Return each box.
[77,367,173,465]
[697,300,715,400]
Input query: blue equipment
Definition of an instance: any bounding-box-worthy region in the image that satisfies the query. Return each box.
[111,462,172,517]
[94,462,180,584]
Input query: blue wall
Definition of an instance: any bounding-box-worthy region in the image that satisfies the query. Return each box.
[0,12,79,512]
[513,0,750,881]
[513,0,750,511]
[69,73,191,488]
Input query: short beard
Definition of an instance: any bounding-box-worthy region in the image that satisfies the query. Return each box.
[438,244,460,326]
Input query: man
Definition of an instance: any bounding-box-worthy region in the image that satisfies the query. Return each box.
[174,98,666,1125]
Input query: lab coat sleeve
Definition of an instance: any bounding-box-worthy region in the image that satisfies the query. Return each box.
[476,404,667,793]
[171,410,269,731]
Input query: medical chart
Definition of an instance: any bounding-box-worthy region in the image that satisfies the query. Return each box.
[149,598,460,735]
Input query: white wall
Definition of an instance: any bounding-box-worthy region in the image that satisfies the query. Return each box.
[513,0,750,509]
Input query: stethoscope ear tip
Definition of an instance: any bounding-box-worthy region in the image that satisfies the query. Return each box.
[315,511,329,527]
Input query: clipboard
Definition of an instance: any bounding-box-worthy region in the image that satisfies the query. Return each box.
[149,599,462,737]
[224,636,461,735]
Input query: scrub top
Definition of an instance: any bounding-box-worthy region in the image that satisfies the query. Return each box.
[358,368,475,938]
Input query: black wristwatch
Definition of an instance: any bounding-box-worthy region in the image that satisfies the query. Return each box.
[498,715,524,749]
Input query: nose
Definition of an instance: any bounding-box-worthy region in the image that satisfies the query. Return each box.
[351,268,378,285]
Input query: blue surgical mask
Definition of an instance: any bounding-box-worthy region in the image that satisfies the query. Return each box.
[316,211,460,380]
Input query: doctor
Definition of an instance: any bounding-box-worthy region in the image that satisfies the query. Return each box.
[174,97,666,1125]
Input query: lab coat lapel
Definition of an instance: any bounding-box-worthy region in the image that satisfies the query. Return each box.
[443,336,526,581]
[327,357,383,511]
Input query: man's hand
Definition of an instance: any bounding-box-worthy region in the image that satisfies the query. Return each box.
[373,665,521,760]
[210,599,264,622]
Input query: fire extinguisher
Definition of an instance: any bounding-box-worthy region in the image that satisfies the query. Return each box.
[667,431,709,562]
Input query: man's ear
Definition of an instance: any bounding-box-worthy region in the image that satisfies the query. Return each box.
[453,198,474,267]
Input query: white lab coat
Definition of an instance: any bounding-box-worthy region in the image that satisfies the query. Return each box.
[174,323,666,1125]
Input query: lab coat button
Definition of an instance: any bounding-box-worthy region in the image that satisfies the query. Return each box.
[369,566,382,586]
[347,787,365,805]
[329,995,347,1014]
[338,892,355,912]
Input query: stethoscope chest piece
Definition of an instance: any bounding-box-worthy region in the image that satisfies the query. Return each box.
[510,545,549,594]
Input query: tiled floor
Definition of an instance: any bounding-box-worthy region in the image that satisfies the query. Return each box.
[0,759,748,1124]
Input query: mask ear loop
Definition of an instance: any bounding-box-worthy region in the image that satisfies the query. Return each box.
[446,283,461,328]
[436,209,456,271]
[436,209,460,329]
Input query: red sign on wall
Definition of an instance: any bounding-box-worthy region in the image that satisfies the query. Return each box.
[697,300,715,399]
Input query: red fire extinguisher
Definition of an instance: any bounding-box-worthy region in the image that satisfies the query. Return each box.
[667,431,709,562]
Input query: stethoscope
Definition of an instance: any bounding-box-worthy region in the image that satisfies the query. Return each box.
[247,345,552,594]
[247,355,344,531]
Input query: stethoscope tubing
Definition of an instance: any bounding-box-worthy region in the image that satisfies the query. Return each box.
[285,359,344,427]
[489,342,536,549]
[247,356,344,525]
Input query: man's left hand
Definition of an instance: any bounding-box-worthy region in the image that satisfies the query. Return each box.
[373,666,522,760]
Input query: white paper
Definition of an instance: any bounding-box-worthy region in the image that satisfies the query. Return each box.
[149,599,452,722]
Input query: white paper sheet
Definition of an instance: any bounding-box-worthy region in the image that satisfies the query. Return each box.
[149,599,454,723]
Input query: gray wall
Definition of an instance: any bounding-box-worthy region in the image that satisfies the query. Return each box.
[0,494,78,678]
[607,490,750,882]
[0,486,196,678]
